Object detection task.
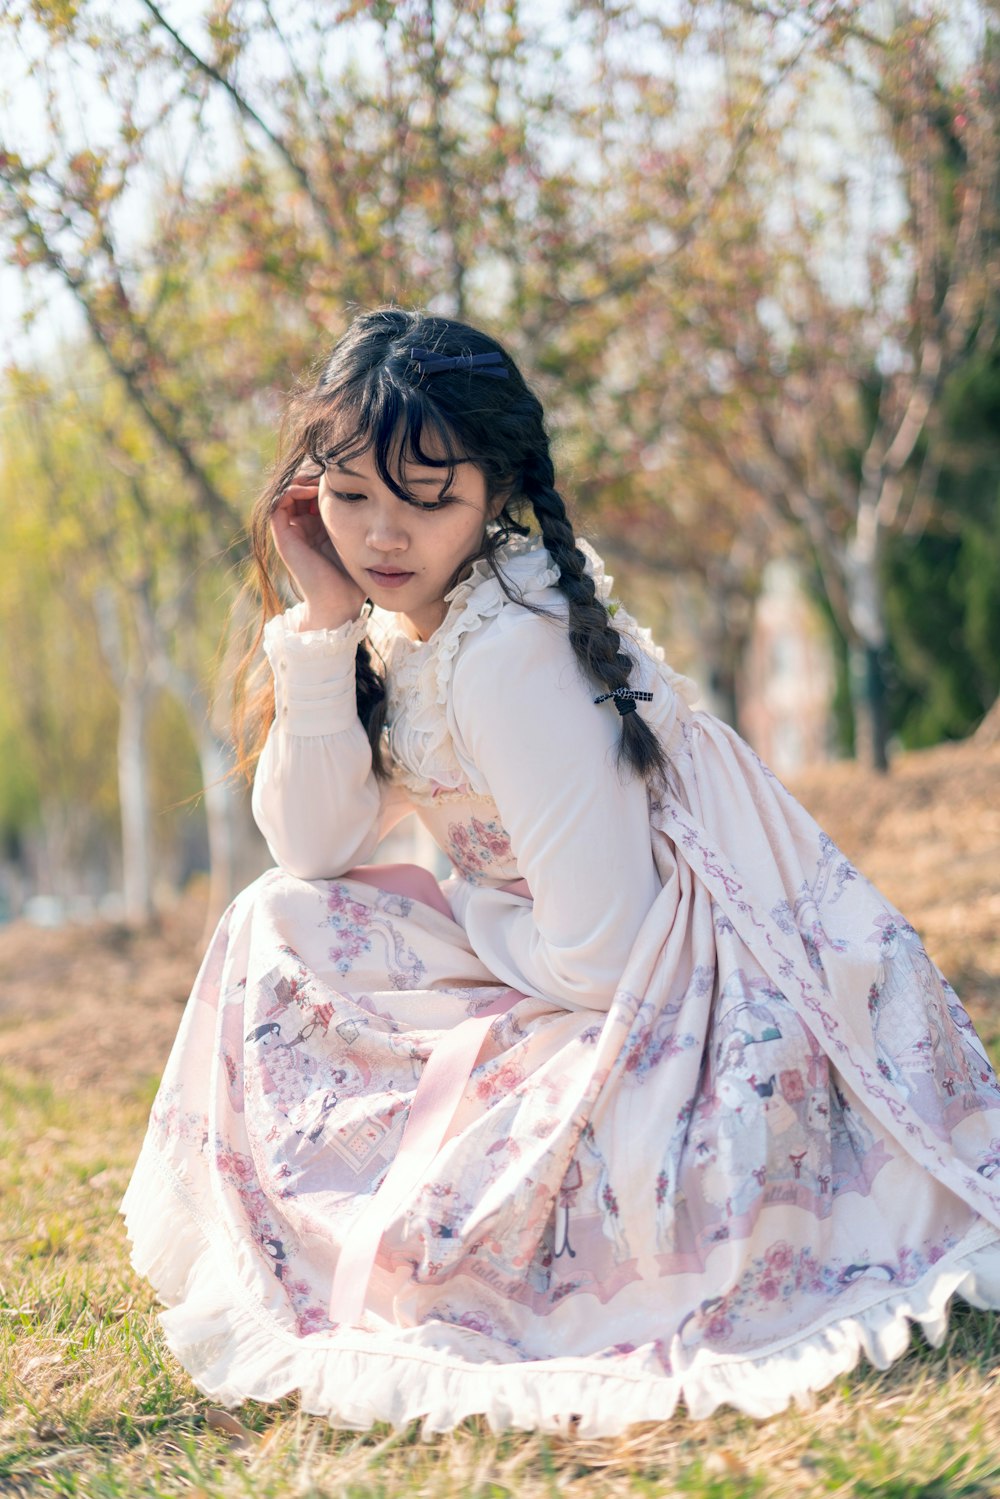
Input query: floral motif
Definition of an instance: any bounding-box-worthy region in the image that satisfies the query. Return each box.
[446,815,515,884]
[125,540,1000,1431]
[323,882,426,988]
[678,1235,959,1354]
[325,886,376,973]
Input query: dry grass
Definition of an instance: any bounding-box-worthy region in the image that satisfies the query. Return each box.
[2,738,1000,1496]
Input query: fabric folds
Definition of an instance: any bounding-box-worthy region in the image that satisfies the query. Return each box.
[122,537,1000,1434]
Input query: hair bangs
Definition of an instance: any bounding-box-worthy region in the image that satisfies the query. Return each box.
[307,370,472,505]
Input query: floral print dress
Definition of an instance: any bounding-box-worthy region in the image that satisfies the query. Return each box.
[122,539,1000,1435]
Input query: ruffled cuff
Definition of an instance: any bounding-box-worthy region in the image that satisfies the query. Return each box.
[263,604,370,737]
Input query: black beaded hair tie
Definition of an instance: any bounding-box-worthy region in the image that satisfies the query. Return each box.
[593,687,654,717]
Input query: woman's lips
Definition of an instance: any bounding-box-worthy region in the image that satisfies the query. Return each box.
[367,568,415,589]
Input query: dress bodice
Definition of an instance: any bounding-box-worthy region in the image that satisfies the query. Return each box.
[254,532,698,1011]
[411,789,522,887]
[375,539,561,798]
[369,536,696,893]
[372,539,561,889]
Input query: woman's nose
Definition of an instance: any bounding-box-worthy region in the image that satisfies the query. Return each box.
[366,504,409,553]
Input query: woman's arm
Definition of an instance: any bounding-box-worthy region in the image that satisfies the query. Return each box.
[251,606,411,879]
[450,610,662,1010]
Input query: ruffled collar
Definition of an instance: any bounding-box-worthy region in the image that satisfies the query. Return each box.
[372,536,560,797]
[369,534,561,663]
[443,533,559,608]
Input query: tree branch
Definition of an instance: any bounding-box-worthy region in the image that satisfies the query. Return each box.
[138,0,342,254]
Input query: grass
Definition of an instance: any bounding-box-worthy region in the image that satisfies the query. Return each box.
[4,1073,1000,1495]
[3,740,1000,1495]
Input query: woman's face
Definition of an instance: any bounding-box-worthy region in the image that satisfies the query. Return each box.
[317,441,498,641]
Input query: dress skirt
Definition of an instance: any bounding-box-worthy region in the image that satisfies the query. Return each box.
[121,710,1000,1434]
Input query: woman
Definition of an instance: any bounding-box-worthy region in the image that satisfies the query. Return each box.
[122,308,1000,1435]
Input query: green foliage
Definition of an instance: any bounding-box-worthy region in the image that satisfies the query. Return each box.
[885,347,1000,747]
[0,712,41,847]
[0,368,213,884]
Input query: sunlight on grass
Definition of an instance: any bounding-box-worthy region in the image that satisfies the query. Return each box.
[3,1057,1000,1497]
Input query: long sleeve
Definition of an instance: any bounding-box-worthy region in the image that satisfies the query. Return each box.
[251,605,411,879]
[449,609,662,1011]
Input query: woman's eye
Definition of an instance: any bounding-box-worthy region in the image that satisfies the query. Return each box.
[327,486,455,511]
[412,498,453,512]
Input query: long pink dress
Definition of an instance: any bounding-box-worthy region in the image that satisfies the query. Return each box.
[121,539,1000,1434]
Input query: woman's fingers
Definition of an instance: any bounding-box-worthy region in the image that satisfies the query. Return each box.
[272,467,321,510]
[271,511,327,571]
[267,466,366,625]
[273,505,325,540]
[272,470,360,592]
[272,485,319,516]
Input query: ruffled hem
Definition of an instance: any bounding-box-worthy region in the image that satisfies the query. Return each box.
[121,1135,1000,1436]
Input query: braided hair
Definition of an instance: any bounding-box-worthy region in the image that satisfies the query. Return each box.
[517,449,666,783]
[234,307,667,786]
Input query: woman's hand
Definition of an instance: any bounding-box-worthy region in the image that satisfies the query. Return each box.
[270,467,367,632]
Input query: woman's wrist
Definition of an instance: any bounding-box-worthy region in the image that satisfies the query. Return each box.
[294,600,367,634]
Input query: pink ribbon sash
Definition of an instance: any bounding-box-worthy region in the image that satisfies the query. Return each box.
[348,862,455,920]
[327,863,528,1326]
[327,985,521,1327]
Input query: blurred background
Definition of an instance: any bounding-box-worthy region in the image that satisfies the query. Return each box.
[0,0,997,929]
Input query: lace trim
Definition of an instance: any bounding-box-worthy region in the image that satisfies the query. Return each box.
[382,539,559,796]
[122,1132,1000,1436]
[373,536,698,796]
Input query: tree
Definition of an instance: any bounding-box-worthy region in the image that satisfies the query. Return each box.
[0,356,261,920]
[0,383,123,906]
[640,6,1000,768]
[0,0,795,906]
[884,338,1000,745]
[2,0,994,936]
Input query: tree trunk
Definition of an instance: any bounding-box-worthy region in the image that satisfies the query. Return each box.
[193,728,244,937]
[845,508,891,773]
[93,587,157,921]
[973,696,1000,747]
[848,643,890,775]
[118,669,156,922]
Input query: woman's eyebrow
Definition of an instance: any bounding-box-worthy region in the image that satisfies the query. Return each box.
[330,464,450,488]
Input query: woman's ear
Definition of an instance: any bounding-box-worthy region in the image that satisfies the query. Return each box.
[487,481,516,521]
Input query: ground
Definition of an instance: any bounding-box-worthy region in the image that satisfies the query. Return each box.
[1,737,999,1496]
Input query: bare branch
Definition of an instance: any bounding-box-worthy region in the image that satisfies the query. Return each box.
[3,195,236,531]
[138,0,342,254]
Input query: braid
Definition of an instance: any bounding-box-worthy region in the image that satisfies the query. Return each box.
[354,639,390,778]
[523,452,667,785]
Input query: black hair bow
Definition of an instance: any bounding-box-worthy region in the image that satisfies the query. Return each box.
[409,347,509,379]
[594,687,654,717]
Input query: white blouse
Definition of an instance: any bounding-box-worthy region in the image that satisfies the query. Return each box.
[251,539,698,1013]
